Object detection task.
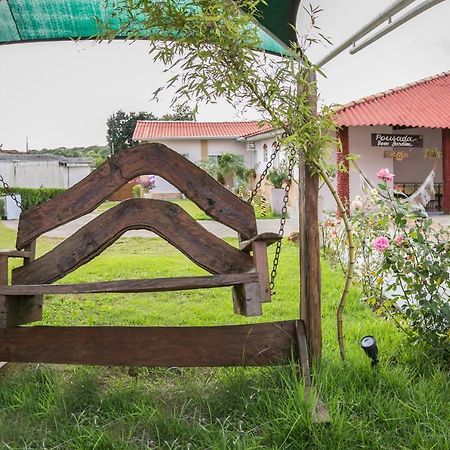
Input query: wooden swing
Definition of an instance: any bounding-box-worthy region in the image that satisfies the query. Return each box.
[0,144,309,374]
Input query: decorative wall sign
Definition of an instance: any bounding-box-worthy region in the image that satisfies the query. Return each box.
[372,133,423,148]
[384,150,410,161]
[424,148,441,159]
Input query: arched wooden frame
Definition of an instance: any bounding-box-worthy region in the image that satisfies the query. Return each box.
[16,143,257,250]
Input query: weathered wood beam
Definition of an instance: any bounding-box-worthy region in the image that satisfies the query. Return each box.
[13,199,254,285]
[1,274,259,296]
[299,71,322,361]
[17,143,257,248]
[0,321,301,367]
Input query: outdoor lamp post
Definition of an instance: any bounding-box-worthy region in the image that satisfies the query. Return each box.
[360,335,379,367]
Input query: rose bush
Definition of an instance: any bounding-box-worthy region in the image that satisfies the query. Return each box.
[321,171,450,359]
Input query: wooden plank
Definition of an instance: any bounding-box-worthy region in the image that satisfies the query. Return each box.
[0,274,259,296]
[0,250,31,259]
[16,143,257,249]
[0,295,43,328]
[0,256,7,286]
[22,241,36,265]
[252,240,271,303]
[13,199,254,285]
[295,320,311,392]
[232,282,263,317]
[239,232,280,252]
[0,321,298,367]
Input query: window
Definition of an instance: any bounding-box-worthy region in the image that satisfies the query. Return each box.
[263,144,268,162]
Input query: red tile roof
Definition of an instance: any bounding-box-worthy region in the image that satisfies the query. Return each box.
[334,71,450,129]
[133,121,272,140]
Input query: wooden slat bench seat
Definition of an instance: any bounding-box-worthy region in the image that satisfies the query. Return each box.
[0,320,305,368]
[0,144,313,375]
[0,273,259,296]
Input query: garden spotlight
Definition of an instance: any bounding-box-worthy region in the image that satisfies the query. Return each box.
[360,335,379,367]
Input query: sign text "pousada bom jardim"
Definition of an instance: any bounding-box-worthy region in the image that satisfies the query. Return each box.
[371,133,423,148]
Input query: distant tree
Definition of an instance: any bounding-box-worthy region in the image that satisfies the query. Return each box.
[30,145,110,168]
[106,110,157,153]
[161,104,195,121]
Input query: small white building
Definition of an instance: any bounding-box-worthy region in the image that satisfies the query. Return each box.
[133,120,276,196]
[0,151,92,189]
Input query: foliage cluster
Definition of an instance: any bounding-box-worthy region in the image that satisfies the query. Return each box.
[198,153,249,188]
[132,184,144,198]
[0,186,65,211]
[138,174,156,191]
[101,0,336,170]
[29,145,109,168]
[322,176,450,358]
[106,104,195,153]
[267,165,289,189]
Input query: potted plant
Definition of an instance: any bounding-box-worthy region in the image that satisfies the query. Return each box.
[267,166,289,214]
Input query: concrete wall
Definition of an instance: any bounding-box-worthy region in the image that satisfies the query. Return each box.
[0,160,91,189]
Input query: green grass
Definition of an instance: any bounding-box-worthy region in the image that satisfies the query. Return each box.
[95,199,280,220]
[0,223,448,449]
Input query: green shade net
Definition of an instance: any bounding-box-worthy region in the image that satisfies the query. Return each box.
[0,0,300,55]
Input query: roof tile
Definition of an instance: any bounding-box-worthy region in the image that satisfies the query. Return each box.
[133,121,272,140]
[334,71,450,129]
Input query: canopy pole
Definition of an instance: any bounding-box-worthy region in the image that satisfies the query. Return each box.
[299,70,322,361]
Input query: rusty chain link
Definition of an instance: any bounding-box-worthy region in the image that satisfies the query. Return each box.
[0,172,24,212]
[269,147,296,295]
[246,133,296,295]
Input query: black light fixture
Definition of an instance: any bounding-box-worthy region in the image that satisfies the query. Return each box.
[360,335,379,367]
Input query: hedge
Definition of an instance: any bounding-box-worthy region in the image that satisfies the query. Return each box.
[0,187,66,211]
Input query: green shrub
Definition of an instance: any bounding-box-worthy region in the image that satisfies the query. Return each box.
[0,187,65,211]
[132,184,143,198]
[267,166,289,188]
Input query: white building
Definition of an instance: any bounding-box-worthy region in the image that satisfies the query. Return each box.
[0,152,92,189]
[334,71,449,214]
[133,120,277,197]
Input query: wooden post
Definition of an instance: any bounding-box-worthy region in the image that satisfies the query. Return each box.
[0,241,43,328]
[0,256,8,286]
[299,71,322,361]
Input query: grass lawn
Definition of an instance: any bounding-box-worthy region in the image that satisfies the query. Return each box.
[96,198,281,220]
[0,223,448,449]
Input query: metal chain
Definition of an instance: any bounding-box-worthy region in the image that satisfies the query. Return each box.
[269,147,296,295]
[0,172,24,212]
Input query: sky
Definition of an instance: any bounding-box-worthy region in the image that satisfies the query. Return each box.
[0,0,449,151]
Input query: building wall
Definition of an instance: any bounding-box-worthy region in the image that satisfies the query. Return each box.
[0,160,91,189]
[392,128,442,183]
[321,125,444,214]
[139,138,252,194]
[252,136,302,210]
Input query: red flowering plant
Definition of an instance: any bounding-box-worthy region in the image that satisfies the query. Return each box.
[321,169,449,359]
[139,175,156,192]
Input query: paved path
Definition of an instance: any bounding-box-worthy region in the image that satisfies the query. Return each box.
[2,211,300,239]
[2,211,447,239]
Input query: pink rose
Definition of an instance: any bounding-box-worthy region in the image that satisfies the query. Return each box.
[394,235,404,246]
[373,236,390,252]
[376,168,395,182]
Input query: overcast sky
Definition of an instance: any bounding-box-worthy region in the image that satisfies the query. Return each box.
[1,0,449,150]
